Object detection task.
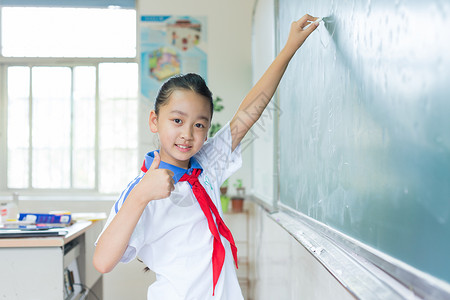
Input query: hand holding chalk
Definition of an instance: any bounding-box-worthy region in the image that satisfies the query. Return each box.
[314,17,323,24]
[285,15,321,53]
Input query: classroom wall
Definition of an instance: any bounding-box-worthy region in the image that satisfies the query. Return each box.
[250,0,276,206]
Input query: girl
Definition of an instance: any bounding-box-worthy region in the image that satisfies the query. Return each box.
[94,14,319,299]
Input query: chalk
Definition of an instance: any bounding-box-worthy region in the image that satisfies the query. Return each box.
[303,17,323,31]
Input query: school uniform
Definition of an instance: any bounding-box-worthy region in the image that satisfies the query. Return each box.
[97,122,244,300]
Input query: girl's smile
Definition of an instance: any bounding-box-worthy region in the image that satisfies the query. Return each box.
[175,144,192,152]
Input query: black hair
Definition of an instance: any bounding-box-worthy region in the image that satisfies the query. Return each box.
[155,73,214,119]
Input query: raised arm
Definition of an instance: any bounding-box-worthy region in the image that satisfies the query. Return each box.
[230,14,319,151]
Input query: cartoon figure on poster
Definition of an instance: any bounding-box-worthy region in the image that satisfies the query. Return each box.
[167,18,201,51]
[148,47,180,81]
[140,16,207,103]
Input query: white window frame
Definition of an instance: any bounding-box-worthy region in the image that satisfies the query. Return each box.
[0,6,138,196]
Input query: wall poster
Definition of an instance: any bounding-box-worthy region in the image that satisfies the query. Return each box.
[140,15,207,103]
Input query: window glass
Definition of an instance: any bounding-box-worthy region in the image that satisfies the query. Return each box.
[99,63,138,193]
[32,67,71,188]
[7,67,30,188]
[73,66,96,188]
[1,7,136,57]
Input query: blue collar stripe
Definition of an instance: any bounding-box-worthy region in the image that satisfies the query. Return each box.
[143,150,203,183]
[114,151,203,213]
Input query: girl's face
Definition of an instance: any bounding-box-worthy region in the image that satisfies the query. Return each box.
[149,89,211,169]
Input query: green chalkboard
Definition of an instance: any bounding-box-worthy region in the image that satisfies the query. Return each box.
[278,0,450,284]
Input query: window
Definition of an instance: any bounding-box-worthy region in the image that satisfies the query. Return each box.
[0,4,138,194]
[1,7,136,58]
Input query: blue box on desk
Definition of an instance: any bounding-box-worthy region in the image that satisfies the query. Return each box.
[19,213,71,224]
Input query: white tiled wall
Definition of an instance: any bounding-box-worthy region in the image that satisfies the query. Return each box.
[224,210,250,298]
[247,201,356,300]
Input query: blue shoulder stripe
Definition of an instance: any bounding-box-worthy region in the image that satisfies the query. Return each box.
[114,173,144,213]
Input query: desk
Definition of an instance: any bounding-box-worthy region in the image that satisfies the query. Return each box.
[0,221,103,300]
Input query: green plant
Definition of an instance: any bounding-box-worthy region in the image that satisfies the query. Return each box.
[209,96,224,137]
[233,179,245,199]
[221,179,229,188]
[233,179,243,189]
[213,96,224,112]
[231,179,245,212]
[220,179,229,196]
[209,124,222,137]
